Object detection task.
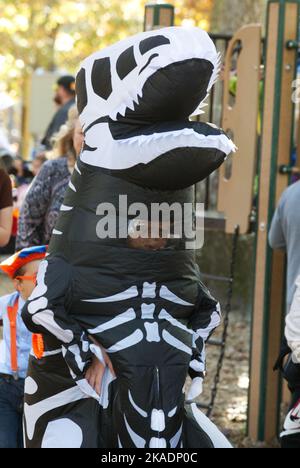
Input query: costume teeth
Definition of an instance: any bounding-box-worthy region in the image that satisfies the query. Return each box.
[127,100,136,112]
[132,96,139,107]
[191,52,222,118]
[208,51,222,91]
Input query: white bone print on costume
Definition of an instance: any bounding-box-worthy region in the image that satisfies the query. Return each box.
[151,409,166,432]
[28,297,48,315]
[41,419,83,448]
[128,390,148,418]
[84,283,196,355]
[162,330,192,356]
[141,303,155,319]
[69,181,77,192]
[195,307,221,341]
[82,283,195,355]
[32,310,74,343]
[25,377,38,395]
[106,329,144,353]
[74,162,81,174]
[24,386,89,440]
[170,424,182,448]
[88,309,136,334]
[26,260,75,343]
[124,415,146,448]
[168,407,177,418]
[53,229,63,236]
[144,322,160,342]
[150,438,167,448]
[82,286,138,303]
[142,282,156,298]
[159,285,194,306]
[159,309,194,335]
[60,204,74,212]
[190,404,233,448]
[28,260,48,300]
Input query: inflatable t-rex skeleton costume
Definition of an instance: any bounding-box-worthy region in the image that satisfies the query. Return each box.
[22,27,235,448]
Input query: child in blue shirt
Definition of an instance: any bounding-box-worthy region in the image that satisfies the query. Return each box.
[0,246,47,448]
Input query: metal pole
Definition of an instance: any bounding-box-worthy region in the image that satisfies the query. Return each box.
[20,72,31,160]
[144,2,175,31]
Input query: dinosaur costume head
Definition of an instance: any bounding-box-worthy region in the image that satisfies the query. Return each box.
[75,26,235,191]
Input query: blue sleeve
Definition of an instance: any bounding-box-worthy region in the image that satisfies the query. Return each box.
[0,295,8,321]
[269,195,286,250]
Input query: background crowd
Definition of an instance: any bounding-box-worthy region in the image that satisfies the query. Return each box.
[0,75,82,255]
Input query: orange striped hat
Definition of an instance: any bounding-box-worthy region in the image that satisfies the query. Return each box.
[0,246,47,279]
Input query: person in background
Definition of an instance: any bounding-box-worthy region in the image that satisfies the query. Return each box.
[0,246,47,448]
[0,150,14,175]
[31,153,47,177]
[269,182,300,448]
[41,75,76,150]
[16,106,83,250]
[269,180,300,313]
[279,276,300,448]
[12,157,33,187]
[0,162,13,247]
[0,153,15,253]
[0,153,32,255]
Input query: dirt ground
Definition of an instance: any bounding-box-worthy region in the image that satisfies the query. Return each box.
[0,268,279,448]
[198,315,250,447]
[196,312,282,448]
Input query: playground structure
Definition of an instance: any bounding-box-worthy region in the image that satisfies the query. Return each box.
[250,0,299,441]
[205,0,300,442]
[17,0,300,444]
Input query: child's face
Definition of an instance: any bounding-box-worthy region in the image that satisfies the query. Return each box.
[13,260,41,301]
[127,220,168,251]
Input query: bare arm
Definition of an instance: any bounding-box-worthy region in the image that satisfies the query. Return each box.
[0,206,13,247]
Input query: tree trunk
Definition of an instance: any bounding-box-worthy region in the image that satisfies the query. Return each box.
[211,0,267,34]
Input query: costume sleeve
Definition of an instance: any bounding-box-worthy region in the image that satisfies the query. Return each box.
[16,162,53,250]
[286,276,300,363]
[22,256,98,399]
[0,295,7,320]
[268,197,286,251]
[187,281,221,399]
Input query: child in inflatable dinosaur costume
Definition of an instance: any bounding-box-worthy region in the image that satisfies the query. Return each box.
[22,27,236,448]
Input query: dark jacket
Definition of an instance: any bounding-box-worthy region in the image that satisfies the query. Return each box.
[41,99,75,149]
